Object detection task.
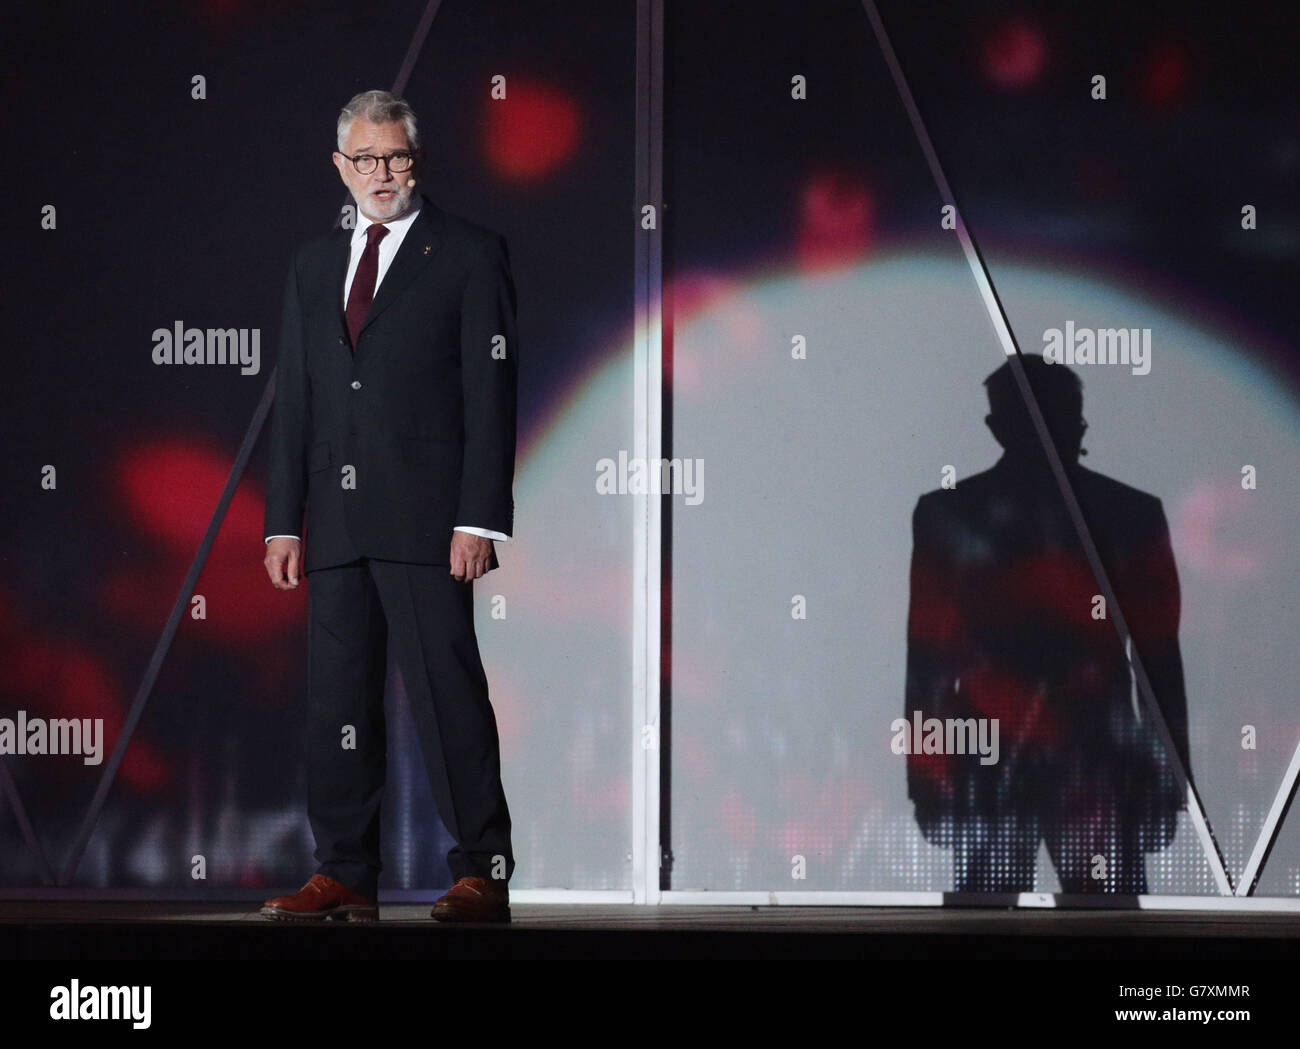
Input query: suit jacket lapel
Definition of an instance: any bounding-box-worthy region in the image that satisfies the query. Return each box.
[327,229,351,349]
[356,199,445,348]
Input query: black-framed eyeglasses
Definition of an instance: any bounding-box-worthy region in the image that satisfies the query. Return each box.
[339,151,416,174]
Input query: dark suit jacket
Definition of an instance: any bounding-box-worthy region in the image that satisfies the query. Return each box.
[264,195,517,573]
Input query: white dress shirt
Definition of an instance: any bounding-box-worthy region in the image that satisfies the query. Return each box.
[265,203,508,546]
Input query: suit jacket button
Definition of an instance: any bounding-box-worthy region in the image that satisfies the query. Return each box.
[351,380,362,390]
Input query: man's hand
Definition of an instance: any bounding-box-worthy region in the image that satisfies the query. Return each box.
[450,531,493,582]
[265,537,302,589]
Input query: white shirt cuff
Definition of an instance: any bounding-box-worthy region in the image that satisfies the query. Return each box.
[454,526,508,541]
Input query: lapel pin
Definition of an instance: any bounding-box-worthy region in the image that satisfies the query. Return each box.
[423,244,431,254]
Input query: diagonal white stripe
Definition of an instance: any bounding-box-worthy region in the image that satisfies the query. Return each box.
[860,0,1234,894]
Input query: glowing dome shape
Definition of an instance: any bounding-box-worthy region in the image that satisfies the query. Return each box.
[497,248,1299,893]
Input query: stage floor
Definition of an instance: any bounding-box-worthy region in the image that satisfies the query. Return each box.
[3,903,1299,959]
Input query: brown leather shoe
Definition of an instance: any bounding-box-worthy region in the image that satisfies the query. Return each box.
[430,876,510,923]
[260,874,378,922]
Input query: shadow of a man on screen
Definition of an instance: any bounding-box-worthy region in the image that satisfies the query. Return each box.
[902,354,1190,894]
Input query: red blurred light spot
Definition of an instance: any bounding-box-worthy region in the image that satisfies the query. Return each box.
[484,79,580,182]
[111,437,304,643]
[983,16,1046,89]
[1141,40,1191,109]
[119,440,249,550]
[2,615,172,792]
[795,169,875,271]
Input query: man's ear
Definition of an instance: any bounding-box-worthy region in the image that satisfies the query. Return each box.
[331,151,347,183]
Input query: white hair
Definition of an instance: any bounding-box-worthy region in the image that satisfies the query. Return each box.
[336,90,420,151]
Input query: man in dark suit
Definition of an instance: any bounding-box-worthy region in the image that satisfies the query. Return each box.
[259,90,517,922]
[904,354,1189,895]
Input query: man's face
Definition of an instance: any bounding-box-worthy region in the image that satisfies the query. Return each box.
[332,118,420,223]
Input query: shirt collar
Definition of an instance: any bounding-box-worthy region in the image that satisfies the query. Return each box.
[351,200,422,246]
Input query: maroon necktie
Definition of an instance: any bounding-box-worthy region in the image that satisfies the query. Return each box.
[345,222,390,348]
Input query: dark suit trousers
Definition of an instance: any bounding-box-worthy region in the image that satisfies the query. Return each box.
[305,556,514,900]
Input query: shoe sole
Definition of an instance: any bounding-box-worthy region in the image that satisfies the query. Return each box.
[430,906,511,923]
[259,904,378,923]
